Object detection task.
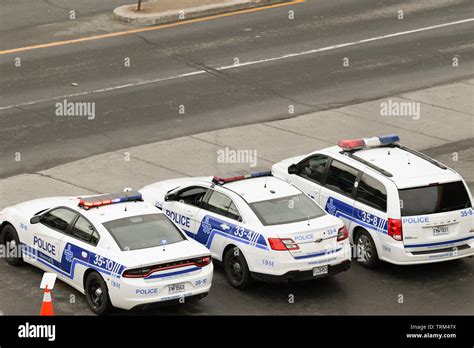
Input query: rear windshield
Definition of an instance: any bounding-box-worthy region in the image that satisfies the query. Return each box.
[399,181,472,216]
[103,214,185,251]
[249,194,325,226]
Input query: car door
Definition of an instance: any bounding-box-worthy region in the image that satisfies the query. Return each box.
[319,159,359,230]
[290,154,329,202]
[352,173,389,238]
[31,207,78,273]
[60,215,100,288]
[162,185,210,238]
[193,189,243,259]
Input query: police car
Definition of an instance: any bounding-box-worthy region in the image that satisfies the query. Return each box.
[0,192,213,315]
[272,134,474,267]
[139,172,351,289]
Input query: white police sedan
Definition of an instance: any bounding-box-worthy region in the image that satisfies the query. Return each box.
[272,134,474,267]
[0,192,213,315]
[140,172,351,289]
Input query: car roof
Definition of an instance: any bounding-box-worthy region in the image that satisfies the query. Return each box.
[62,199,161,224]
[222,176,302,203]
[323,145,460,188]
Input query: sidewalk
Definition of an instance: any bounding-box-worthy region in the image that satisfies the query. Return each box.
[1,78,473,209]
[114,0,285,25]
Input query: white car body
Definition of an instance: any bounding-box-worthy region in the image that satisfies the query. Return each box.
[0,193,213,312]
[272,135,474,265]
[139,174,351,284]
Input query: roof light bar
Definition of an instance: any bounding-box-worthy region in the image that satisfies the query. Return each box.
[212,171,272,185]
[338,134,400,151]
[378,134,400,144]
[78,192,142,209]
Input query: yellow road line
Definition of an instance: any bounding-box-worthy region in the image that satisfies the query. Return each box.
[0,0,305,55]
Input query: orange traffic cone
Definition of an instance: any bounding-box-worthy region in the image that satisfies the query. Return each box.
[40,286,54,316]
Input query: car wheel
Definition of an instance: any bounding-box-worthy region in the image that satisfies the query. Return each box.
[85,272,113,315]
[2,225,24,266]
[224,247,252,289]
[356,230,380,269]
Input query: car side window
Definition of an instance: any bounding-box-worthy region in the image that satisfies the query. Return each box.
[298,155,328,184]
[324,160,358,196]
[71,216,100,245]
[205,191,241,221]
[41,208,77,233]
[175,186,209,207]
[355,174,387,212]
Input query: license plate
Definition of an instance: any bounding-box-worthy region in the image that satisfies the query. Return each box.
[168,283,185,294]
[433,225,449,236]
[312,265,328,276]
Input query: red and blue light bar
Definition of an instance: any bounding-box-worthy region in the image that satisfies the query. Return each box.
[78,192,142,209]
[212,171,272,185]
[338,134,400,151]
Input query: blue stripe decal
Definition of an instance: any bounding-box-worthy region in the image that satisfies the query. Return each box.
[168,211,269,251]
[404,236,474,249]
[21,243,124,279]
[293,247,343,260]
[145,266,200,279]
[325,197,388,234]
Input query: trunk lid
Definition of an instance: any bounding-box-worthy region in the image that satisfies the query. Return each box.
[124,239,208,267]
[272,215,344,258]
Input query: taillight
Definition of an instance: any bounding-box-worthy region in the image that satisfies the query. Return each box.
[122,255,212,278]
[194,256,212,267]
[122,268,143,278]
[268,238,300,251]
[388,218,403,241]
[337,225,348,241]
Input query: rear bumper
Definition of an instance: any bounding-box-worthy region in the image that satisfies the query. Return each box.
[381,240,474,265]
[131,292,209,311]
[108,264,213,311]
[252,260,351,283]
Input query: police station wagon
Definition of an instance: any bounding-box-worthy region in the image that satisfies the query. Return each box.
[272,134,474,267]
[0,192,213,315]
[140,172,351,289]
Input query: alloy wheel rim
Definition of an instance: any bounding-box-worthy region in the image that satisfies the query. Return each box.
[358,235,372,262]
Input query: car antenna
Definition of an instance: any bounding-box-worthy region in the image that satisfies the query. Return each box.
[123,187,132,212]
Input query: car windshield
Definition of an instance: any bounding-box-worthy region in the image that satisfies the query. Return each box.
[399,181,472,216]
[103,214,185,251]
[249,194,325,226]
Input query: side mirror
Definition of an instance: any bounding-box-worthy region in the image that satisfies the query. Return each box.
[165,193,176,202]
[30,215,41,224]
[288,164,298,175]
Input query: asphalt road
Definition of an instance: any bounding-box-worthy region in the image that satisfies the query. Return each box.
[1,0,473,177]
[0,0,473,316]
[0,253,472,316]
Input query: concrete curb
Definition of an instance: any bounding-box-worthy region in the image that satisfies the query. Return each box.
[113,0,287,25]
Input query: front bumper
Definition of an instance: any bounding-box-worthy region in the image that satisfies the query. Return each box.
[252,260,351,283]
[108,264,213,311]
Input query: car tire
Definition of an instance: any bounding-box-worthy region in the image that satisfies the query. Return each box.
[1,224,24,266]
[355,230,380,269]
[85,272,113,315]
[224,246,252,289]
